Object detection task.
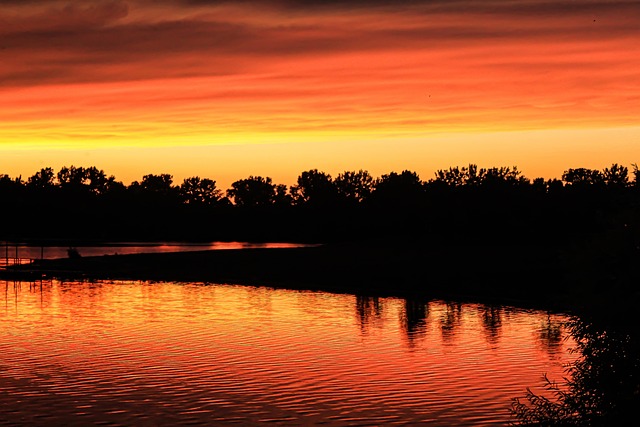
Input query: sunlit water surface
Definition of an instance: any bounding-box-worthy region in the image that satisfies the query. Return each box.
[0,281,574,426]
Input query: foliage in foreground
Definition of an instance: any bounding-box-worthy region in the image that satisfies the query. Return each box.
[511,318,640,426]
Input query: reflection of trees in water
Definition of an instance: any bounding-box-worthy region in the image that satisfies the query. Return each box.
[480,306,503,346]
[440,302,462,342]
[246,287,273,316]
[4,280,16,309]
[56,280,107,311]
[355,295,382,334]
[4,279,55,310]
[400,298,429,345]
[512,318,640,425]
[536,314,564,356]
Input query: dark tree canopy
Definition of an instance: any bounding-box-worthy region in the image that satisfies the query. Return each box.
[180,177,221,206]
[562,168,604,187]
[1,162,639,243]
[602,163,629,188]
[432,164,527,188]
[334,170,374,203]
[227,176,277,207]
[137,173,175,194]
[27,167,55,189]
[371,170,424,205]
[290,169,338,206]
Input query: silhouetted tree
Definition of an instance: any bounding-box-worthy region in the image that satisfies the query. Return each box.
[274,184,293,206]
[432,165,468,187]
[465,164,483,186]
[529,177,564,195]
[104,175,126,194]
[371,170,424,206]
[138,173,175,194]
[548,178,564,194]
[85,166,109,194]
[180,177,221,205]
[290,169,338,206]
[602,164,629,188]
[227,176,277,207]
[0,174,23,201]
[432,164,527,188]
[57,165,89,189]
[479,166,529,188]
[562,168,604,187]
[128,173,180,211]
[335,170,374,203]
[531,177,547,193]
[26,167,55,189]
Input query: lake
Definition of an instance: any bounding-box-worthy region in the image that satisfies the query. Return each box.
[1,241,314,263]
[0,280,575,426]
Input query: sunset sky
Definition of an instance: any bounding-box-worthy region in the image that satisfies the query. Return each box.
[1,0,638,187]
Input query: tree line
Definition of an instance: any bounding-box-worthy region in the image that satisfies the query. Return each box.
[1,163,639,245]
[1,163,638,207]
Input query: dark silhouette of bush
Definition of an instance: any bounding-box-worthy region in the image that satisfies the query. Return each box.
[512,318,640,426]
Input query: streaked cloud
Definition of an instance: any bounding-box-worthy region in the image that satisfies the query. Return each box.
[2,1,638,86]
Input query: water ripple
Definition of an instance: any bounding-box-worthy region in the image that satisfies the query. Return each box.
[0,281,574,426]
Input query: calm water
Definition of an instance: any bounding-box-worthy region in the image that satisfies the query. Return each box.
[0,281,574,426]
[1,242,312,262]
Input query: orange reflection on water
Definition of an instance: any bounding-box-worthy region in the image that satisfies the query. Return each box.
[1,281,575,426]
[5,241,314,261]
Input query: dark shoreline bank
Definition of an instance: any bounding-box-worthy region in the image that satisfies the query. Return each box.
[8,243,637,320]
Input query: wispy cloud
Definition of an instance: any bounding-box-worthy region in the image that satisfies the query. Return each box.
[0,0,638,149]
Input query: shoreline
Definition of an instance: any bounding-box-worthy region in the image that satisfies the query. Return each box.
[7,243,636,320]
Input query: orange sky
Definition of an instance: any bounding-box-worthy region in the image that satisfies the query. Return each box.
[1,0,639,187]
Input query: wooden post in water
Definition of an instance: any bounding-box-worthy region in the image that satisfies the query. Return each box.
[4,242,8,268]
